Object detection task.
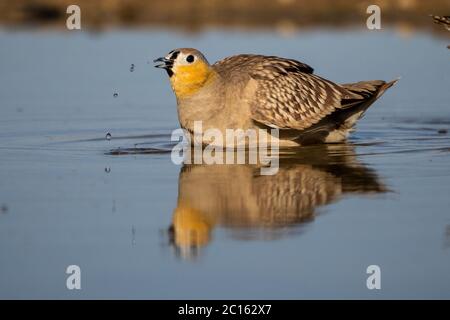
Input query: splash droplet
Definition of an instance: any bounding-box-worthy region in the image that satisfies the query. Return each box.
[113,93,118,98]
[1,204,8,214]
[106,133,112,140]
[130,64,135,72]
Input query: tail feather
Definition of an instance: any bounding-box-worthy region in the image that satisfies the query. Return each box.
[329,79,398,135]
[295,79,398,144]
[342,79,398,103]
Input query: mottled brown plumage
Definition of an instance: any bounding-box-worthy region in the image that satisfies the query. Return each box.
[430,15,450,49]
[431,15,450,30]
[155,48,398,146]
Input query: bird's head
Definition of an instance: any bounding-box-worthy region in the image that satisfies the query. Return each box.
[154,48,216,98]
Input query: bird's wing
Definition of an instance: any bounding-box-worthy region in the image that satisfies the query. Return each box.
[247,62,360,130]
[213,54,314,77]
[213,54,362,130]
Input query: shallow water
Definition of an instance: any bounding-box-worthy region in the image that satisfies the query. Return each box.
[0,28,450,299]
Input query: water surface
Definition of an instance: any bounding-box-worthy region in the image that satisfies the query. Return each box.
[0,29,450,299]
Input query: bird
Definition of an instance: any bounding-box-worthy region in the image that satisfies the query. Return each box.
[154,48,397,147]
[430,15,450,31]
[430,15,450,49]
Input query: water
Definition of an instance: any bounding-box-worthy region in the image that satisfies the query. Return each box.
[0,28,449,299]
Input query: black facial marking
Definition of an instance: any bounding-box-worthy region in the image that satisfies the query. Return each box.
[166,68,174,77]
[169,51,180,60]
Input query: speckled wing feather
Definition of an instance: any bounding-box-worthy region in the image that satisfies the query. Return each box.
[431,15,450,30]
[213,54,362,130]
[253,72,352,130]
[214,54,314,76]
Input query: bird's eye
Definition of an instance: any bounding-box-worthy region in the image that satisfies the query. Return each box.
[186,55,195,63]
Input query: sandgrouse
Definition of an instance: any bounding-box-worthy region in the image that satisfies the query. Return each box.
[154,48,397,147]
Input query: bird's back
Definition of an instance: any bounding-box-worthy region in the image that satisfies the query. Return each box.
[212,54,314,83]
[211,54,397,144]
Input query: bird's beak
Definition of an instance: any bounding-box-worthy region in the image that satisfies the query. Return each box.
[153,57,172,69]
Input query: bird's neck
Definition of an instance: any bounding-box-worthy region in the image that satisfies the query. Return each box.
[170,66,217,99]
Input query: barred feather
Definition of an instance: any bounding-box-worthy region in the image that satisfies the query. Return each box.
[214,54,365,130]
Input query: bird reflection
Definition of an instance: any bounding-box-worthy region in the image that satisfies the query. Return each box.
[168,144,388,260]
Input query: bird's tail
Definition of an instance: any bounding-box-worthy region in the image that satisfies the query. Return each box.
[341,78,398,102]
[337,78,399,129]
[296,79,398,144]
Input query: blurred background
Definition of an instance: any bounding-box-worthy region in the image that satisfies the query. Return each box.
[0,0,449,35]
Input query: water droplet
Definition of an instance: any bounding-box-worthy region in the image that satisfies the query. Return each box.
[104,167,111,173]
[130,64,135,72]
[1,204,8,214]
[106,133,112,140]
[113,93,118,98]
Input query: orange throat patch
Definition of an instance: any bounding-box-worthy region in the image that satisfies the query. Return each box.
[170,63,216,98]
